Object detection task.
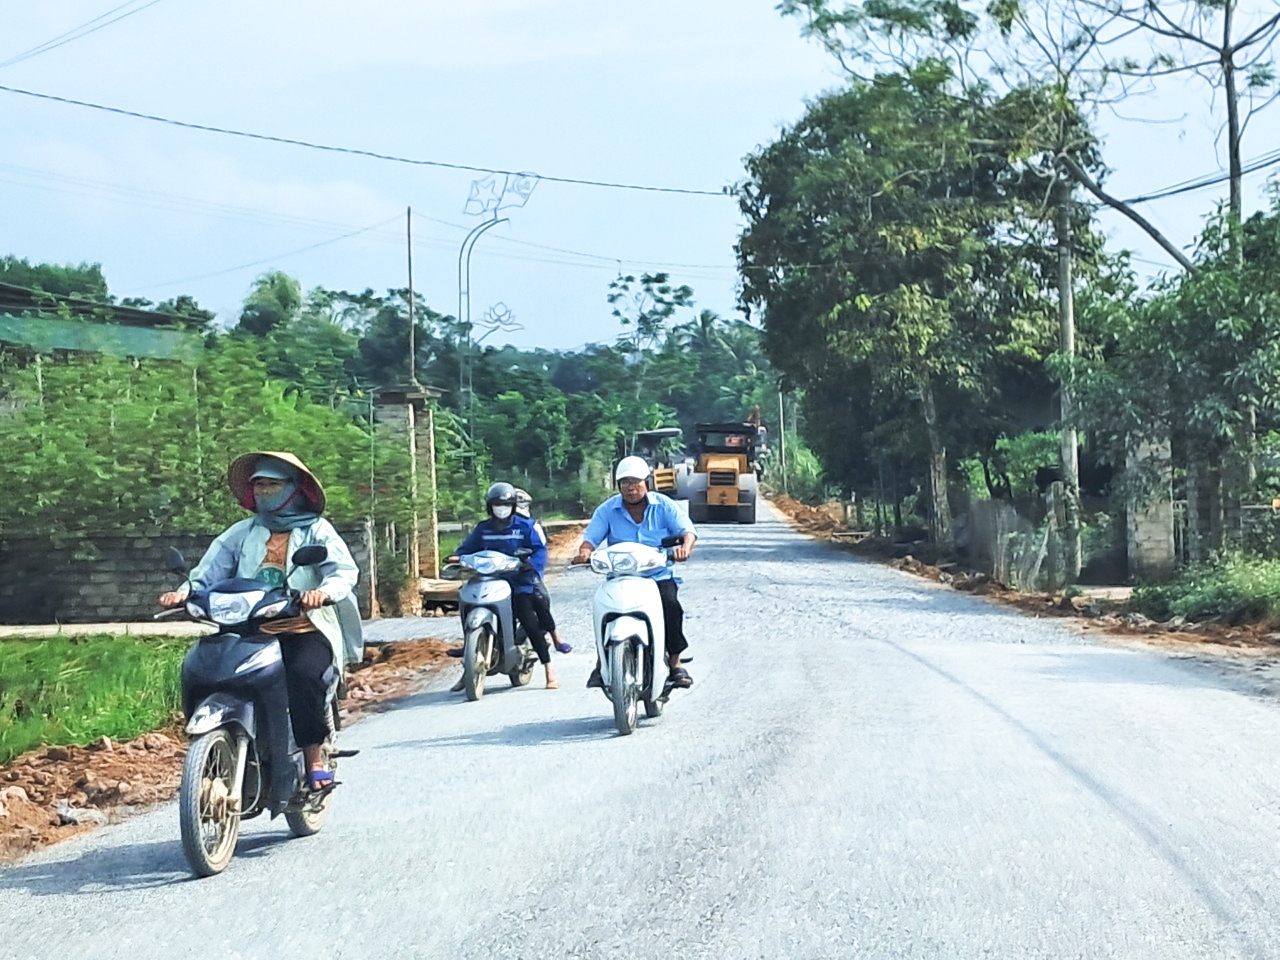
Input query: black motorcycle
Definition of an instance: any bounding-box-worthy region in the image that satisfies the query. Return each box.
[159,544,355,877]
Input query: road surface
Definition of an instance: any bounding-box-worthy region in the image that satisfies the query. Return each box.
[4,502,1280,958]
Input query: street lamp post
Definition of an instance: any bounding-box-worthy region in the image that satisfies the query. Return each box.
[456,215,508,473]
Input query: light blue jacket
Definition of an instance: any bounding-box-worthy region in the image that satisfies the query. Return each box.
[183,517,363,666]
[582,492,696,582]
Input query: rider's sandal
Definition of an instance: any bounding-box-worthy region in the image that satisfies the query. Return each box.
[667,667,693,689]
[554,641,573,654]
[308,769,338,794]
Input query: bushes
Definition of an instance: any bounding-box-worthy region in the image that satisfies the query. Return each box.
[0,634,188,765]
[1130,555,1280,625]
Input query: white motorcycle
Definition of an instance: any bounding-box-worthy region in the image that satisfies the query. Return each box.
[443,549,539,701]
[585,536,685,735]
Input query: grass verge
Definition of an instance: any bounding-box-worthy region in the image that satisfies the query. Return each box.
[0,634,188,765]
[1130,554,1280,625]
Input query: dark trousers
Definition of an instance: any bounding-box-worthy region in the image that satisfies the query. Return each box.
[657,578,688,661]
[278,631,334,747]
[513,592,552,664]
[531,576,556,632]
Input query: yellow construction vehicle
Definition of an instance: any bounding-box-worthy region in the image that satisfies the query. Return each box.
[678,422,764,524]
[630,427,685,497]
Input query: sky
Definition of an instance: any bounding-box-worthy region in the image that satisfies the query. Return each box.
[1,1,1278,352]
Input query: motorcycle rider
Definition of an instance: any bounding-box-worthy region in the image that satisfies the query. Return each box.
[448,481,558,690]
[574,456,697,690]
[514,488,571,655]
[158,452,361,792]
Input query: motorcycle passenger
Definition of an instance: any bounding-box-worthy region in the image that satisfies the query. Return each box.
[449,481,558,690]
[158,452,361,792]
[574,456,697,690]
[514,487,571,655]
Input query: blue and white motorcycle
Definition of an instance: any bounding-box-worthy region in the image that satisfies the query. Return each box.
[443,549,539,701]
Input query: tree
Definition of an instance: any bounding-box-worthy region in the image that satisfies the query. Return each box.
[737,66,1062,547]
[237,271,302,337]
[780,0,1280,267]
[608,272,693,400]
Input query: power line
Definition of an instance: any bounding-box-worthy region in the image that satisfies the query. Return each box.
[0,83,728,198]
[144,215,404,289]
[412,212,739,273]
[1122,147,1280,205]
[0,2,164,69]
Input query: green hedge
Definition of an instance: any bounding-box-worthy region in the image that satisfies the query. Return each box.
[1129,555,1280,625]
[0,634,188,765]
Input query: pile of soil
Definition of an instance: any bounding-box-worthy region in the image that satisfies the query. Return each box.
[768,495,843,536]
[0,637,454,865]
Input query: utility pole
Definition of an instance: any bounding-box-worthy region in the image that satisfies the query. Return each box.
[1054,177,1082,581]
[778,384,789,497]
[407,207,416,386]
[425,402,440,579]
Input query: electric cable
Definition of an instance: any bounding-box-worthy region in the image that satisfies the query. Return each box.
[0,2,164,69]
[0,83,727,198]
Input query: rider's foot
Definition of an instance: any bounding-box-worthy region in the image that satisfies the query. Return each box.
[449,675,465,693]
[545,667,559,689]
[666,666,693,689]
[446,646,464,659]
[586,665,604,689]
[307,768,335,791]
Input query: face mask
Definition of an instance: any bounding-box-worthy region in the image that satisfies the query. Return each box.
[492,505,513,520]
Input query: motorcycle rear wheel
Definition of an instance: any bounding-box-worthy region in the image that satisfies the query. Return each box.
[609,643,639,736]
[179,730,240,877]
[285,793,329,837]
[509,655,535,687]
[463,626,490,701]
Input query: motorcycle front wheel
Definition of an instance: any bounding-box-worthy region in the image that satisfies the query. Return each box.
[179,729,240,877]
[609,642,639,736]
[463,625,490,701]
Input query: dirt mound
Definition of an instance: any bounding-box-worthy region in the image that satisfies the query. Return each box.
[0,637,454,865]
[770,495,843,536]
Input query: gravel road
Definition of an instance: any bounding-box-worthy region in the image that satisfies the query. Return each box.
[5,501,1280,958]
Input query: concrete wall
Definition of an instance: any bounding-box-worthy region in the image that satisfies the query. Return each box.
[1126,442,1176,582]
[0,523,375,625]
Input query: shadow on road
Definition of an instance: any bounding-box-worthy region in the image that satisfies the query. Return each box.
[376,715,615,751]
[0,839,194,896]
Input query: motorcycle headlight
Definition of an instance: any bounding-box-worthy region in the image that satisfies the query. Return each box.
[208,591,263,626]
[470,555,501,576]
[234,643,282,675]
[254,598,291,619]
[609,552,639,575]
[590,553,612,574]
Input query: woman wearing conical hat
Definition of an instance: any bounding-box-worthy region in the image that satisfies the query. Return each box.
[159,451,361,791]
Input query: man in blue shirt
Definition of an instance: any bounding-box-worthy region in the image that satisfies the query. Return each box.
[574,456,698,690]
[451,481,558,689]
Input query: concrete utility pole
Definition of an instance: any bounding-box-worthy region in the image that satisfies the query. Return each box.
[407,207,416,386]
[778,385,789,497]
[1054,178,1082,581]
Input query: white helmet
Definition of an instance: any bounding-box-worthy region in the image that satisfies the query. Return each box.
[614,456,651,484]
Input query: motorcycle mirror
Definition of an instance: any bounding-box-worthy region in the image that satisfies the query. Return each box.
[165,546,189,576]
[291,545,329,567]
